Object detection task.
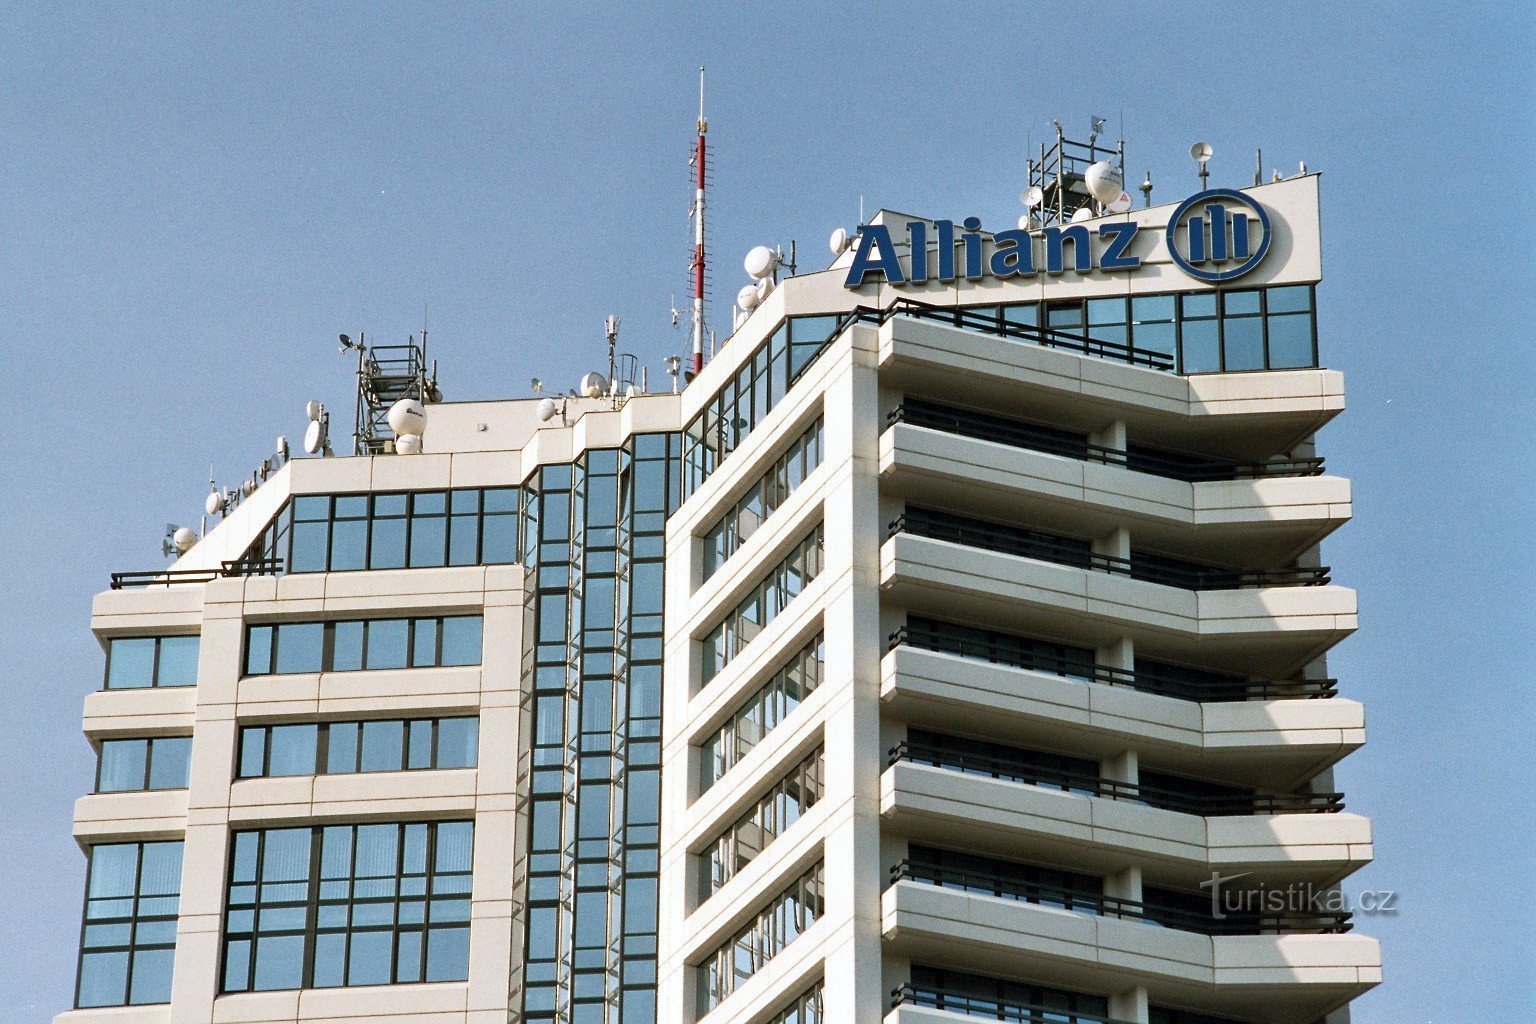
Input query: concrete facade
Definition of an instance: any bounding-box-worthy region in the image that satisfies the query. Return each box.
[61,172,1378,1024]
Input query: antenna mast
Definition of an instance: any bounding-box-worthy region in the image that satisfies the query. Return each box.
[690,67,708,376]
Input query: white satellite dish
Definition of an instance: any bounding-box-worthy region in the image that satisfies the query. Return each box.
[1107,191,1133,214]
[828,227,849,255]
[737,283,760,311]
[1084,160,1123,204]
[394,433,423,455]
[734,309,748,330]
[1190,141,1214,164]
[536,397,559,422]
[205,490,223,517]
[172,526,198,554]
[1016,214,1032,231]
[755,278,772,301]
[744,245,777,280]
[305,399,322,422]
[1022,186,1044,209]
[387,398,427,437]
[1070,206,1095,223]
[304,418,327,455]
[580,371,607,399]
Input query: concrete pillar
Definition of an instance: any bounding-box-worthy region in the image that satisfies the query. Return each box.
[1098,636,1134,676]
[1090,420,1128,452]
[1109,985,1150,1023]
[1095,525,1131,562]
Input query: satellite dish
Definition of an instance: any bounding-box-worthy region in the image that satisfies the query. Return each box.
[1084,160,1123,204]
[1016,214,1032,231]
[1070,206,1095,223]
[387,398,427,437]
[205,490,223,517]
[394,433,423,455]
[755,278,772,301]
[734,309,748,330]
[744,245,777,280]
[305,400,322,422]
[1190,141,1213,164]
[275,436,289,461]
[536,397,559,423]
[828,227,849,255]
[1022,186,1044,209]
[1107,191,1133,214]
[580,371,607,399]
[173,527,198,554]
[304,419,327,455]
[737,283,760,311]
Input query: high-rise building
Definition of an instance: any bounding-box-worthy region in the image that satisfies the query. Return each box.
[61,146,1379,1024]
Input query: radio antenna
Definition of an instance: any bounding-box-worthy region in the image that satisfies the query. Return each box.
[689,66,709,375]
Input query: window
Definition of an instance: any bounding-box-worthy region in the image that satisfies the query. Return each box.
[905,966,1108,1022]
[701,526,823,683]
[237,717,479,778]
[96,737,192,792]
[244,615,483,675]
[904,729,1101,796]
[701,417,824,581]
[905,845,1103,913]
[706,750,823,896]
[222,821,473,992]
[702,634,824,790]
[768,984,824,1024]
[104,635,199,689]
[244,487,520,576]
[75,841,182,1008]
[682,316,841,498]
[702,863,823,1011]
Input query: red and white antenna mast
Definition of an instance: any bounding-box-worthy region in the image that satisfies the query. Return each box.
[690,67,708,375]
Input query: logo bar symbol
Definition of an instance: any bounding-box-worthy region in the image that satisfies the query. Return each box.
[1166,188,1271,283]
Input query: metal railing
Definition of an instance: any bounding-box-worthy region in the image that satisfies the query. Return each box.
[888,401,1326,481]
[891,983,1137,1024]
[834,296,1176,371]
[889,861,1353,935]
[889,509,1330,590]
[888,740,1344,816]
[887,622,1337,702]
[110,558,284,591]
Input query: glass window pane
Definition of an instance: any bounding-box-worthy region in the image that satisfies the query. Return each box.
[253,934,305,991]
[407,720,433,769]
[289,520,330,573]
[88,844,140,899]
[436,719,478,769]
[244,626,274,676]
[1002,303,1038,328]
[327,723,360,774]
[347,929,393,986]
[1223,315,1265,371]
[311,932,346,988]
[1181,292,1217,319]
[155,636,200,687]
[1180,319,1220,374]
[440,617,483,667]
[369,516,407,569]
[482,513,517,563]
[292,495,331,520]
[238,729,267,778]
[1224,289,1262,315]
[409,513,447,567]
[1134,321,1176,360]
[1132,293,1176,323]
[483,487,518,513]
[77,950,129,1007]
[107,638,156,689]
[1266,284,1312,314]
[1267,312,1315,368]
[411,618,439,667]
[360,721,405,773]
[435,822,474,873]
[425,926,469,982]
[148,737,192,789]
[1047,302,1083,328]
[274,623,324,674]
[1086,297,1127,324]
[128,947,174,1004]
[365,620,409,670]
[137,842,183,895]
[329,518,368,571]
[331,621,364,672]
[267,725,318,777]
[98,740,148,792]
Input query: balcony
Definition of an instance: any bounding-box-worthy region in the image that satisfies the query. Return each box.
[880,639,1364,791]
[890,738,1342,818]
[880,522,1355,676]
[880,758,1372,885]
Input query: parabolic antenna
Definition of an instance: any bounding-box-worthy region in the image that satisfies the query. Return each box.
[387,398,427,437]
[744,245,777,280]
[737,283,760,311]
[1084,160,1123,204]
[828,227,849,255]
[536,397,559,423]
[1022,186,1044,209]
[580,371,607,399]
[304,419,327,455]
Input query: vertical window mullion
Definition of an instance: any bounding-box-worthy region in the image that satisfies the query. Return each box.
[303,826,323,989]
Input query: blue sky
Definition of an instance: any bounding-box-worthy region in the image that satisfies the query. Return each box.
[1,3,1530,1019]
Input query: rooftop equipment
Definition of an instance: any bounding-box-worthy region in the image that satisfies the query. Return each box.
[1026,116,1126,226]
[340,330,442,456]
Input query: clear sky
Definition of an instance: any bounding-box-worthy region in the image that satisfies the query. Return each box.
[1,3,1530,1019]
